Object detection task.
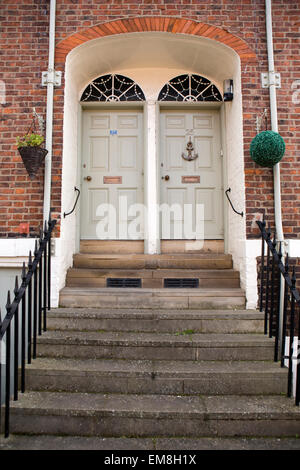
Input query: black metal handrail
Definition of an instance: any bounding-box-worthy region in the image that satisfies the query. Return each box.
[225,188,243,217]
[63,186,80,218]
[257,219,300,405]
[0,215,56,437]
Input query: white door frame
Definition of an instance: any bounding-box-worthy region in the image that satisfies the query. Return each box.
[76,100,228,254]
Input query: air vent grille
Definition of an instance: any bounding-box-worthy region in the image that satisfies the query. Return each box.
[164,278,199,288]
[107,278,141,288]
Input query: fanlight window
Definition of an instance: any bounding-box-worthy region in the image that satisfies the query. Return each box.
[158,74,222,102]
[80,74,145,102]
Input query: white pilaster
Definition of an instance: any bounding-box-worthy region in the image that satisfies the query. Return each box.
[144,100,160,254]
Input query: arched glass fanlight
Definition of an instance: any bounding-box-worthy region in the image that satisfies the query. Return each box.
[158,74,222,102]
[80,74,145,102]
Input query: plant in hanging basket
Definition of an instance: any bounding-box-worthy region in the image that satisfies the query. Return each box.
[17,133,48,180]
[250,130,285,168]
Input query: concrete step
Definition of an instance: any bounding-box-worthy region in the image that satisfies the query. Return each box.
[8,392,300,438]
[47,308,263,334]
[59,287,246,309]
[2,435,300,451]
[25,357,288,395]
[66,268,240,288]
[37,331,274,361]
[73,253,233,270]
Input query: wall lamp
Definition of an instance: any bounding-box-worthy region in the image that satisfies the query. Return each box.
[223,79,234,101]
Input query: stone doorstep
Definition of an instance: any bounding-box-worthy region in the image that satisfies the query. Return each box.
[72,253,233,270]
[36,331,274,361]
[46,308,264,334]
[24,358,287,395]
[36,330,272,347]
[24,357,287,377]
[8,393,300,436]
[58,287,246,309]
[48,308,262,320]
[66,268,241,288]
[9,392,300,420]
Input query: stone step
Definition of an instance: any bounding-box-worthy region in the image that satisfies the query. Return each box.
[73,253,233,270]
[2,435,300,451]
[47,308,263,334]
[37,331,274,361]
[59,287,245,309]
[25,357,287,396]
[8,392,300,438]
[66,268,240,288]
[79,239,225,255]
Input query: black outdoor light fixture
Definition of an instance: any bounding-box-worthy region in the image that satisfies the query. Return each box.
[223,79,234,101]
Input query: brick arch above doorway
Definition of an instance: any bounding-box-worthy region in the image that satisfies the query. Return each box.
[55,17,257,65]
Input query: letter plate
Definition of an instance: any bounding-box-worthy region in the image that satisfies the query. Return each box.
[182,176,200,184]
[103,176,122,184]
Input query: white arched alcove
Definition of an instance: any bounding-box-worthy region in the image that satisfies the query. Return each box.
[54,31,251,307]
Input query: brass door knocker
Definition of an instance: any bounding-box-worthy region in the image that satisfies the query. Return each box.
[182,137,198,161]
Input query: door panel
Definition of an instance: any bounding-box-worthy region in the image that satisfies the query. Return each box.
[81,110,144,239]
[160,109,223,240]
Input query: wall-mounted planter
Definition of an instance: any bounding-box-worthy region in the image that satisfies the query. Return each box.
[18,146,48,180]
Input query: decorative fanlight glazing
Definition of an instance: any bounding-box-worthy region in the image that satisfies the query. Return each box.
[80,74,145,102]
[158,74,222,102]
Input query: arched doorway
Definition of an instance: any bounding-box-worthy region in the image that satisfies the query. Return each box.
[59,30,246,273]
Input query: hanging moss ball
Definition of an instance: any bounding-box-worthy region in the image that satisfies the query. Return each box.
[250,130,285,167]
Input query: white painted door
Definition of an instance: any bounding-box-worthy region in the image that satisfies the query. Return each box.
[81,110,144,239]
[160,109,223,239]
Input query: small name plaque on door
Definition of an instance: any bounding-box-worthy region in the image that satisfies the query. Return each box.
[182,176,200,184]
[103,176,122,184]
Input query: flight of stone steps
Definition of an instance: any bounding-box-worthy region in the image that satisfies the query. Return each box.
[1,246,300,450]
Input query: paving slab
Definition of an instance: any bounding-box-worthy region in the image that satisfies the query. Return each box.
[1,435,300,451]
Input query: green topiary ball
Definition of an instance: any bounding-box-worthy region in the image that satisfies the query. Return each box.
[250,130,285,167]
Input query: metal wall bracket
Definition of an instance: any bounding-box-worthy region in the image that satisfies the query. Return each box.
[261,72,281,89]
[42,69,62,87]
[50,238,56,256]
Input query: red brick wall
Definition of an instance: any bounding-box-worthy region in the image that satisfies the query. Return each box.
[0,0,299,238]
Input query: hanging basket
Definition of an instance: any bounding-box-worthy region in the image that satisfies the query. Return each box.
[250,130,285,167]
[18,146,48,180]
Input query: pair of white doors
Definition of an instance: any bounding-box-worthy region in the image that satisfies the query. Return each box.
[80,108,223,241]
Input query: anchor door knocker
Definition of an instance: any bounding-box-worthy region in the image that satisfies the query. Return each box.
[182,137,198,161]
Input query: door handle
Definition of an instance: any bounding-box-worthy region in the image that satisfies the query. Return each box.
[84,176,92,182]
[162,175,170,181]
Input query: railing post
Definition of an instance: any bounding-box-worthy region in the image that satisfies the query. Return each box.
[27,251,33,364]
[5,292,11,438]
[296,299,300,406]
[13,277,19,402]
[21,263,26,393]
[48,214,52,311]
[274,242,282,362]
[0,308,2,435]
[259,219,266,313]
[43,221,48,332]
[288,267,296,397]
[281,253,289,368]
[264,229,271,335]
[270,233,277,338]
[33,240,38,359]
[38,230,43,336]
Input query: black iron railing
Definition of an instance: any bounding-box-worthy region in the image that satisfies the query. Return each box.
[257,219,300,405]
[0,216,56,437]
